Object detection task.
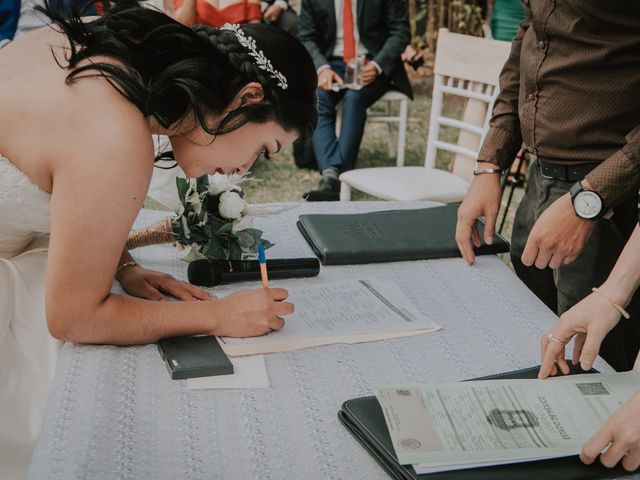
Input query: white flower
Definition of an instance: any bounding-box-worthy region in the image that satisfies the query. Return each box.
[231,215,253,233]
[208,174,233,195]
[218,191,247,220]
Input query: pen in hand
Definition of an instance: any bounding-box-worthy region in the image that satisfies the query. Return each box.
[258,243,269,288]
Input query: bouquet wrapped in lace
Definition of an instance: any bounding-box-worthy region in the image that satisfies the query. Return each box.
[127,175,272,260]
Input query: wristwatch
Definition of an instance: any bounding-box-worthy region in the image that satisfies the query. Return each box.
[569,181,606,220]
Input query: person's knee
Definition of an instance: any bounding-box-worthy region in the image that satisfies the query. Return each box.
[276,10,298,36]
[316,91,337,117]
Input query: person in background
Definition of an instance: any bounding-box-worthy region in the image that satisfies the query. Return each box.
[0,0,20,46]
[298,0,412,201]
[261,0,297,35]
[539,217,640,471]
[172,0,261,28]
[455,1,640,372]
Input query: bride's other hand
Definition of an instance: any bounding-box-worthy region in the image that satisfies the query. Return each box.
[117,265,212,301]
[214,288,293,337]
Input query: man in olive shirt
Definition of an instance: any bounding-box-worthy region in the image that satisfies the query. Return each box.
[456,1,640,371]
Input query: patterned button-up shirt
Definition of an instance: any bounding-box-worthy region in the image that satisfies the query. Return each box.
[477,0,640,207]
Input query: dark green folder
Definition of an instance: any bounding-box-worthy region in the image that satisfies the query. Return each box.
[338,364,634,480]
[297,205,509,265]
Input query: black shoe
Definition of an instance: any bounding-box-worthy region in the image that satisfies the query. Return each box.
[303,175,340,201]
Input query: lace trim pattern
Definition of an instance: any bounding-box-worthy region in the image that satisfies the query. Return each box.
[0,155,50,234]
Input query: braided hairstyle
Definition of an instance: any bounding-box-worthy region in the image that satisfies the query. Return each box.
[39,0,318,139]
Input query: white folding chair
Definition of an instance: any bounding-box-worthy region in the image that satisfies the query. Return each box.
[366,90,410,167]
[335,89,410,167]
[339,28,511,202]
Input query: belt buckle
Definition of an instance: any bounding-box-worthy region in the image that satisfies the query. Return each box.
[538,160,555,180]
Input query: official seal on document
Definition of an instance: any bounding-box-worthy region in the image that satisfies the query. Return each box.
[400,438,421,449]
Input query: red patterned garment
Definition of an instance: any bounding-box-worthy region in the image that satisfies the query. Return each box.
[172,0,261,27]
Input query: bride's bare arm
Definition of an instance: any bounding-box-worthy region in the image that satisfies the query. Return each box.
[44,95,290,345]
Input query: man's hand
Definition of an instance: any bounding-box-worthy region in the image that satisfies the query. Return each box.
[538,285,622,379]
[263,4,284,22]
[581,391,640,471]
[362,59,378,86]
[318,68,343,91]
[521,192,596,269]
[455,164,503,265]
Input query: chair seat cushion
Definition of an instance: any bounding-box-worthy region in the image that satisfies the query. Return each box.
[339,167,470,203]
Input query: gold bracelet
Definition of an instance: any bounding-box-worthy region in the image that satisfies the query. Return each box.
[117,261,137,274]
[592,287,631,319]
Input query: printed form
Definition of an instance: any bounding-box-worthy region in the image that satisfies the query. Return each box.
[376,372,640,474]
[219,279,440,355]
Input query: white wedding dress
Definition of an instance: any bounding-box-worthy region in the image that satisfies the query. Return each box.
[0,154,62,480]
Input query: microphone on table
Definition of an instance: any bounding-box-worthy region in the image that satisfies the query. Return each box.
[187,257,321,287]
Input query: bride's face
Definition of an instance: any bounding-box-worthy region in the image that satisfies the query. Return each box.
[169,118,298,179]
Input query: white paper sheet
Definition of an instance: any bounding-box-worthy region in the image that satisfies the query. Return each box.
[376,372,640,472]
[186,355,270,390]
[218,278,441,356]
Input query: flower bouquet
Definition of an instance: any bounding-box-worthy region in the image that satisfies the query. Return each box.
[127,174,272,260]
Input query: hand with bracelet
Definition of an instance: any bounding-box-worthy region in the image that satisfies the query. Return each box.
[455,160,503,265]
[539,223,640,379]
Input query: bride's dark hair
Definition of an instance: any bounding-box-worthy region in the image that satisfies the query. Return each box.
[39,0,317,138]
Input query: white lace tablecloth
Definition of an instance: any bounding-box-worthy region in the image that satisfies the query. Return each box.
[29,202,617,480]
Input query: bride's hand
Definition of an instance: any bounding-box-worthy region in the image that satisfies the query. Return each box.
[117,264,212,301]
[213,288,293,337]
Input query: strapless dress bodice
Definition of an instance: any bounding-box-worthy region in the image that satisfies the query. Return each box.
[0,155,51,258]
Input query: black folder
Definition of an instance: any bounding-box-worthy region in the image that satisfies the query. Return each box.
[338,364,633,480]
[297,205,509,265]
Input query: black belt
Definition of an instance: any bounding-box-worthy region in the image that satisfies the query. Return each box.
[523,152,599,182]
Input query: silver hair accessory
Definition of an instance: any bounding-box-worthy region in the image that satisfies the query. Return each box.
[221,23,288,90]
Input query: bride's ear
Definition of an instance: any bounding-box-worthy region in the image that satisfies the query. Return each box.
[228,82,264,110]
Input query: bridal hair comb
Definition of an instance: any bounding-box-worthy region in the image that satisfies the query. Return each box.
[221,23,288,90]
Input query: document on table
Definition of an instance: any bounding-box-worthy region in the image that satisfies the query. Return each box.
[375,372,640,474]
[187,355,270,390]
[219,279,440,356]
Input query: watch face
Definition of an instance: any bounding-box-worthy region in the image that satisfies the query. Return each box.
[574,191,603,219]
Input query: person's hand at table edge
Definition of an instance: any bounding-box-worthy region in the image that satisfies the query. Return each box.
[455,161,502,266]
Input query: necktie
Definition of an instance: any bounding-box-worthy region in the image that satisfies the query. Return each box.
[343,0,356,64]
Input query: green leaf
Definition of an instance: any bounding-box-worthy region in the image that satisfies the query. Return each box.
[203,236,225,259]
[228,238,243,260]
[236,229,260,249]
[196,175,210,193]
[176,177,189,204]
[216,222,233,234]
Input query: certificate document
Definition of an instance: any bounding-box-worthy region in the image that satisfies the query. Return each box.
[376,372,640,474]
[219,279,440,356]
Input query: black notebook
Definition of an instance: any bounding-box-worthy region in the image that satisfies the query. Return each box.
[338,364,633,480]
[297,205,509,265]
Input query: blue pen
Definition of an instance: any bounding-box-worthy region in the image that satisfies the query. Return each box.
[258,243,269,288]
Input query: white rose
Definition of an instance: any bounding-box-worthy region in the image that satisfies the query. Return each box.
[207,173,232,195]
[231,216,253,233]
[218,191,247,220]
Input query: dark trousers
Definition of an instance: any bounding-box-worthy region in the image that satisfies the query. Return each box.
[510,160,640,371]
[313,58,390,172]
[268,8,298,36]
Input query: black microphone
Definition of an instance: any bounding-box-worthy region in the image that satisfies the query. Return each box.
[187,258,321,287]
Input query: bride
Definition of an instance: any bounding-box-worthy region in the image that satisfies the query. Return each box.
[0,1,317,477]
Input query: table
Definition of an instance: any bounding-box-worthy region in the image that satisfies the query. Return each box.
[28,202,617,480]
